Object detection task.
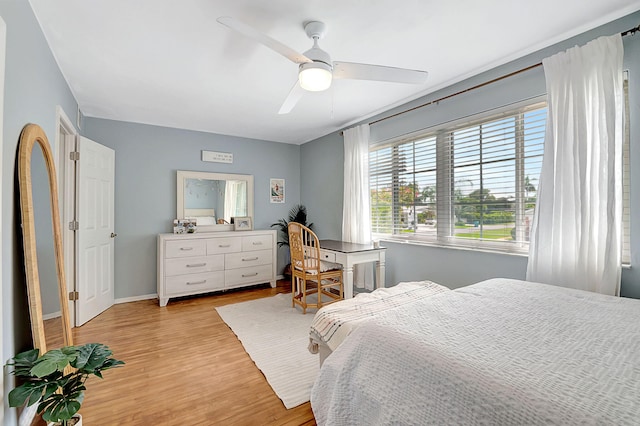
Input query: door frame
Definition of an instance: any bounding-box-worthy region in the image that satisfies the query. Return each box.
[55,106,77,327]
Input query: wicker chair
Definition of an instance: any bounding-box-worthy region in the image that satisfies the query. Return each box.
[288,222,343,314]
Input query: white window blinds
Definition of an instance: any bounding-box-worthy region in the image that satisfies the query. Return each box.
[443,105,545,247]
[370,136,437,238]
[370,101,546,252]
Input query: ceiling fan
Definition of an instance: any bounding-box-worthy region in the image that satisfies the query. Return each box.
[217,17,429,114]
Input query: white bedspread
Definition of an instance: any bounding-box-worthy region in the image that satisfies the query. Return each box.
[309,280,449,352]
[311,278,640,425]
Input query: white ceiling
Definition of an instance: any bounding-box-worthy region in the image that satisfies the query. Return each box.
[29,0,640,145]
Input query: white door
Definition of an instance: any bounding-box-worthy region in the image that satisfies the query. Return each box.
[76,136,115,325]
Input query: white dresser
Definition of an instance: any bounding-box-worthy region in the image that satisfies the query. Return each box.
[157,230,277,306]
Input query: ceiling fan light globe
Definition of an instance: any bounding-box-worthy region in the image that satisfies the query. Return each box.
[298,62,332,91]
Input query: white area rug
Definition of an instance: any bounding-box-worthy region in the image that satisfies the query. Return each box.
[215,293,319,409]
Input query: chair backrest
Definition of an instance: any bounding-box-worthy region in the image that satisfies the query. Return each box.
[288,222,321,274]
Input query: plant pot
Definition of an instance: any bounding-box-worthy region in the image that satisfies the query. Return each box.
[48,413,82,426]
[283,263,292,279]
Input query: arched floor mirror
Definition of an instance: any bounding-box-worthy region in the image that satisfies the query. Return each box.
[18,123,73,353]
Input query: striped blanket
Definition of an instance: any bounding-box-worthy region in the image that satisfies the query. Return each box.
[309,280,449,353]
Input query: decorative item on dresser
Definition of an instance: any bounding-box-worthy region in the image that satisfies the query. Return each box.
[233,216,253,231]
[157,230,277,306]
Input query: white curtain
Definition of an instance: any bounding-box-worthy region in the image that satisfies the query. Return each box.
[526,34,624,296]
[224,181,245,220]
[343,124,374,290]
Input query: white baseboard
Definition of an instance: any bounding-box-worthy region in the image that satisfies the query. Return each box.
[113,281,289,306]
[114,294,157,304]
[43,297,155,323]
[42,311,61,321]
[51,284,284,312]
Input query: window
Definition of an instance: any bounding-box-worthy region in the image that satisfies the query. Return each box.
[370,136,437,237]
[371,95,632,257]
[370,101,546,253]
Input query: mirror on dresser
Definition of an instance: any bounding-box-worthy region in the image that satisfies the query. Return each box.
[176,170,254,232]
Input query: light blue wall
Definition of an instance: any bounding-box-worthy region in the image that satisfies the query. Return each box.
[383,242,529,289]
[2,5,639,425]
[622,24,640,298]
[301,11,640,297]
[299,131,344,239]
[0,1,79,423]
[82,118,301,299]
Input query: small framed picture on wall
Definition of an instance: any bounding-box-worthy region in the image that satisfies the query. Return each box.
[270,178,285,203]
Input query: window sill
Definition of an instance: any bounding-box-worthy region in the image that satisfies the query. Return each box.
[376,235,633,267]
[376,236,529,258]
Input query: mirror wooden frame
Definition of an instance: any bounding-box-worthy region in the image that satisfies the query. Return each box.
[18,123,73,353]
[176,170,254,232]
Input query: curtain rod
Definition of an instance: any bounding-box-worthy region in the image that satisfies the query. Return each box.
[358,23,639,129]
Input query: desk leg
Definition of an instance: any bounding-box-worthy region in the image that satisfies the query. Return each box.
[343,266,354,299]
[376,251,386,289]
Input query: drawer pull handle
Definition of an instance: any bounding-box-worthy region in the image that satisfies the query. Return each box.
[180,247,194,251]
[252,242,262,245]
[186,263,206,268]
[186,280,207,285]
[243,257,259,262]
[242,272,259,277]
[218,244,231,248]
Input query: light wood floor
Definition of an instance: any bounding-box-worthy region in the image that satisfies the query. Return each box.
[71,281,316,425]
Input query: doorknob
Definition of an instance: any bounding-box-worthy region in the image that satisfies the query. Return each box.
[111,232,118,238]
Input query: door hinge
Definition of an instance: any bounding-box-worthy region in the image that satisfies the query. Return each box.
[69,220,79,231]
[70,151,80,161]
[69,291,79,301]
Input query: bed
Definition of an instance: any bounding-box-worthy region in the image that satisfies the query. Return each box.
[308,280,449,365]
[183,208,216,225]
[310,278,640,425]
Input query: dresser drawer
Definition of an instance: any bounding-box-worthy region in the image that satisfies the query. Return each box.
[225,249,272,270]
[225,264,273,286]
[241,234,273,252]
[165,255,224,277]
[206,238,242,254]
[165,271,225,295]
[165,240,207,258]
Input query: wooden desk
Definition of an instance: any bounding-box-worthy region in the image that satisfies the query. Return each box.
[319,240,386,299]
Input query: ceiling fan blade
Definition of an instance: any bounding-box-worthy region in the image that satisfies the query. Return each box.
[278,82,305,114]
[333,62,428,84]
[217,16,312,65]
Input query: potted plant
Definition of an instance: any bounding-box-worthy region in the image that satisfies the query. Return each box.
[271,204,314,248]
[271,204,314,278]
[6,343,124,426]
